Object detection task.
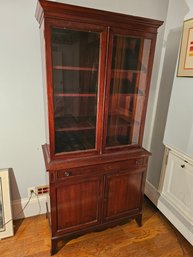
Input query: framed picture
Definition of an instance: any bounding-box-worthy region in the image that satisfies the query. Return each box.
[0,169,14,239]
[177,18,193,77]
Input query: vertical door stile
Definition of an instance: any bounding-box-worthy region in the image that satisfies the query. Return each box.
[102,27,113,152]
[97,27,109,154]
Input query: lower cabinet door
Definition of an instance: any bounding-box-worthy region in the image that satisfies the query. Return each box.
[104,170,144,221]
[51,175,103,235]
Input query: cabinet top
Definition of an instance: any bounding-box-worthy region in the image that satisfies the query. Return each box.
[42,144,151,171]
[35,0,163,33]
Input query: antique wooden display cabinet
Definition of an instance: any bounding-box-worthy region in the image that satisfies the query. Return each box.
[35,0,163,254]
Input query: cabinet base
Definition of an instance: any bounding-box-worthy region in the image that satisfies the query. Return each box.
[50,214,143,255]
[51,241,58,256]
[135,213,142,226]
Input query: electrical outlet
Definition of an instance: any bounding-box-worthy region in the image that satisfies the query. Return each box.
[27,187,36,198]
[27,185,49,198]
[36,185,49,195]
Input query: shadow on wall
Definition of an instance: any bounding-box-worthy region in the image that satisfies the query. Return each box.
[147,0,189,190]
[9,168,21,201]
[9,168,24,220]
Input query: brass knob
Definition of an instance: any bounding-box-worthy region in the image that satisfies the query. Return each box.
[64,171,70,176]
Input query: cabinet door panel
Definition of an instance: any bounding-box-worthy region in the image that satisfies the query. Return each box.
[52,176,102,234]
[162,152,193,218]
[46,20,107,157]
[104,170,143,221]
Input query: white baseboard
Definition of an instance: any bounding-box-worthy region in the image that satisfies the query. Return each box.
[144,179,160,205]
[11,194,48,220]
[158,194,193,245]
[145,180,193,245]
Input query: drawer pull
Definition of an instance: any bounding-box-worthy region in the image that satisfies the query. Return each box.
[181,164,185,168]
[64,171,70,177]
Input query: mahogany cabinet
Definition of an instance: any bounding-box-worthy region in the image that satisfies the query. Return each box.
[35,0,163,254]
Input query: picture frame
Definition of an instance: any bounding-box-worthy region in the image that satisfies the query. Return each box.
[0,169,14,240]
[177,18,193,77]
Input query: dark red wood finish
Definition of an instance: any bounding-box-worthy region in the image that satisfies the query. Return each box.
[36,0,163,255]
[51,175,103,234]
[104,169,145,221]
[48,154,149,254]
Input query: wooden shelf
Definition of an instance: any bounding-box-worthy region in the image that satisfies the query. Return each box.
[55,117,96,132]
[53,66,98,71]
[108,115,130,125]
[110,92,132,95]
[108,114,140,125]
[55,93,97,97]
[111,69,141,75]
[109,92,144,97]
[56,125,95,132]
[111,69,146,80]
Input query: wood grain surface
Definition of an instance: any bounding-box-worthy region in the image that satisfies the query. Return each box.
[0,198,192,257]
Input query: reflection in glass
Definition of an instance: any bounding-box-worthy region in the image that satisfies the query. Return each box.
[51,28,100,153]
[106,36,151,147]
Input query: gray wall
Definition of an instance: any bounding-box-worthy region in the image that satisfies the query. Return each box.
[163,1,193,157]
[145,0,190,188]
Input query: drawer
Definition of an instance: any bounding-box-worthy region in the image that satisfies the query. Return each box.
[56,169,84,180]
[102,158,146,171]
[73,158,146,173]
[56,166,99,180]
[55,157,146,181]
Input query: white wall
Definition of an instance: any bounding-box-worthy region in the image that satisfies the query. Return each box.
[0,0,169,201]
[0,0,46,200]
[50,0,169,19]
[164,0,193,157]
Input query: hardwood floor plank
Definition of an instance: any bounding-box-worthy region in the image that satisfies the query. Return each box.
[0,198,192,257]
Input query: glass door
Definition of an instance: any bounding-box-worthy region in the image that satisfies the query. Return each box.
[105,33,151,149]
[51,27,101,154]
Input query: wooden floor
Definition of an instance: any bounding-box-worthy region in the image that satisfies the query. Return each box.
[0,198,193,257]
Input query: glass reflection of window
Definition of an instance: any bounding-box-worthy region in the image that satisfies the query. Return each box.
[106,36,151,148]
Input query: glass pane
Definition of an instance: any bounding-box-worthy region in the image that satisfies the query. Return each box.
[106,35,151,147]
[51,28,100,153]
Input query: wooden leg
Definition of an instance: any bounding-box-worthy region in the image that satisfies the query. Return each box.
[46,202,49,219]
[135,214,142,227]
[51,239,58,256]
